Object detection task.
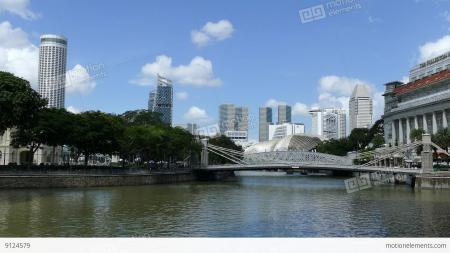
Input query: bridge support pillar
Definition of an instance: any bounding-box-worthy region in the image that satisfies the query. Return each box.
[421,134,433,173]
[201,139,209,169]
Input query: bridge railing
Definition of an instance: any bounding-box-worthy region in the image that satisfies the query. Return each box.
[243,151,353,166]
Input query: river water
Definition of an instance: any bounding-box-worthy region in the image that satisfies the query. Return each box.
[0,175,449,237]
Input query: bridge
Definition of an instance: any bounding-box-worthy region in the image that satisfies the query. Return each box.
[198,134,447,177]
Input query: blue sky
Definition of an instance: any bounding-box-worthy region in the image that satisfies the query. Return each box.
[1,0,450,140]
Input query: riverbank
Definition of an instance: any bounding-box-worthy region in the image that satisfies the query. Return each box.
[0,169,196,189]
[415,172,450,190]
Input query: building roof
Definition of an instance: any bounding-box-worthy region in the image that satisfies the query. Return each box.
[394,69,450,95]
[351,84,370,98]
[245,135,322,154]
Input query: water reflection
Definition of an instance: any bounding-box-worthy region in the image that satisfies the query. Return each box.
[0,176,449,237]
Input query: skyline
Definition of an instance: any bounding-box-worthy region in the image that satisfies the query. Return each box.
[1,0,450,141]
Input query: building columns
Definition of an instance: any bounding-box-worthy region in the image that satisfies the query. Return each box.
[414,116,419,130]
[398,119,404,145]
[443,110,448,129]
[432,111,438,134]
[391,121,396,146]
[423,114,428,133]
[406,118,411,144]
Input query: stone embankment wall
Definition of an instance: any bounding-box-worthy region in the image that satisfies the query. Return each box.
[0,167,196,189]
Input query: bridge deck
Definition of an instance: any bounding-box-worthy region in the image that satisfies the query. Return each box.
[203,164,422,175]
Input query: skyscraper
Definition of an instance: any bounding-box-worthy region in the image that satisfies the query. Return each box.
[38,34,67,108]
[310,108,346,140]
[235,107,249,132]
[259,107,273,142]
[349,84,373,131]
[148,90,155,111]
[278,105,292,124]
[219,104,236,134]
[219,104,249,142]
[149,75,173,125]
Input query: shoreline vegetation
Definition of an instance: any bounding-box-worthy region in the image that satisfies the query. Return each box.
[0,71,245,169]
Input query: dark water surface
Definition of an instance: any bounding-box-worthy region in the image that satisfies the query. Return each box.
[1,176,449,237]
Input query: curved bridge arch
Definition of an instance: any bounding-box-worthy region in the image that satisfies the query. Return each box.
[244,151,353,167]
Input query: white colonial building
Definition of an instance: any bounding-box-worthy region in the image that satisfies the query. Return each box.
[0,129,63,165]
[383,51,450,146]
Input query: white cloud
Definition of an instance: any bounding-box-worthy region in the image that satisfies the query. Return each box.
[318,75,372,97]
[66,106,81,114]
[317,75,384,121]
[66,64,97,95]
[401,76,409,84]
[264,98,286,108]
[0,21,38,86]
[176,91,189,100]
[418,34,450,62]
[131,55,222,87]
[0,0,39,20]
[292,102,310,116]
[183,106,211,123]
[191,19,234,47]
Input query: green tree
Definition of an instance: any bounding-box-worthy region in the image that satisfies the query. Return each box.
[10,108,72,165]
[432,128,450,150]
[316,138,353,156]
[121,109,163,126]
[70,111,125,165]
[349,128,370,150]
[410,128,425,142]
[208,135,243,165]
[370,134,385,149]
[0,71,46,134]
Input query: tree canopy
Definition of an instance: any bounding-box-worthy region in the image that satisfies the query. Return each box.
[0,71,46,134]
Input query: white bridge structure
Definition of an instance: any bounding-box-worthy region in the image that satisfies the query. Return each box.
[199,134,446,175]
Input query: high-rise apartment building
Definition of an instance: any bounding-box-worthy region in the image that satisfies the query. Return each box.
[38,34,68,108]
[278,105,292,124]
[149,75,173,125]
[349,84,373,131]
[259,107,273,142]
[310,108,346,140]
[268,122,305,140]
[219,104,249,142]
[219,104,236,134]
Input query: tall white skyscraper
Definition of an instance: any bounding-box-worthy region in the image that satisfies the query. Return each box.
[349,84,373,131]
[310,108,346,140]
[38,34,68,108]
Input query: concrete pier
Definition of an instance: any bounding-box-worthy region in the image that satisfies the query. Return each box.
[415,172,450,190]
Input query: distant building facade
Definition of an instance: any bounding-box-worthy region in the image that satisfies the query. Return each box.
[310,108,346,140]
[149,75,173,125]
[409,51,450,82]
[219,104,249,142]
[383,51,450,146]
[268,123,305,140]
[349,84,373,131]
[259,107,273,142]
[174,123,198,135]
[277,105,292,124]
[38,34,68,108]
